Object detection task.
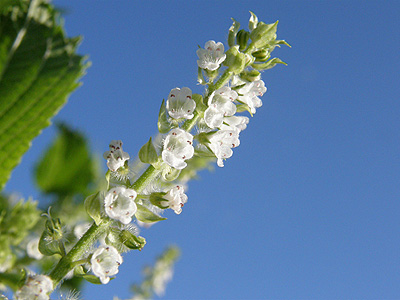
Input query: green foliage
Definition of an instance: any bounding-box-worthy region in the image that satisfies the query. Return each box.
[35,124,98,196]
[0,0,89,190]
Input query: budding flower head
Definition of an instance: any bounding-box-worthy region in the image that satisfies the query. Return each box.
[104,187,137,225]
[196,40,226,71]
[161,185,188,215]
[103,140,130,172]
[15,275,53,300]
[162,128,194,170]
[204,86,238,129]
[91,245,123,284]
[166,87,196,120]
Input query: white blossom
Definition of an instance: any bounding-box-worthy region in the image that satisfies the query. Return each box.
[220,116,249,132]
[208,129,240,167]
[162,128,194,170]
[103,140,130,172]
[166,87,196,120]
[104,187,137,224]
[236,80,266,114]
[26,236,43,260]
[91,245,122,284]
[196,40,226,71]
[15,275,53,300]
[204,86,238,128]
[161,185,188,214]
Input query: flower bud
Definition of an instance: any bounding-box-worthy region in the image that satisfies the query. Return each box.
[119,230,146,250]
[236,29,250,51]
[39,215,65,256]
[239,69,261,82]
[223,46,246,75]
[252,49,270,62]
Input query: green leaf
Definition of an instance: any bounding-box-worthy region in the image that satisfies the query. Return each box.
[84,193,102,225]
[34,124,97,196]
[135,203,166,223]
[138,137,158,164]
[0,0,89,190]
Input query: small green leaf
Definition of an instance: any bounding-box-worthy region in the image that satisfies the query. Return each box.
[84,193,102,225]
[135,203,166,223]
[139,137,158,164]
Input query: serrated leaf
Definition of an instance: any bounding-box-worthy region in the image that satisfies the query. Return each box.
[34,124,97,196]
[135,203,166,223]
[0,0,89,190]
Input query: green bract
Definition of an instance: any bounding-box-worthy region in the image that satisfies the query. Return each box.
[249,20,279,49]
[135,203,166,223]
[84,193,102,225]
[139,137,158,164]
[223,46,246,74]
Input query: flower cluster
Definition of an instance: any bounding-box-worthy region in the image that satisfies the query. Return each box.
[80,11,286,290]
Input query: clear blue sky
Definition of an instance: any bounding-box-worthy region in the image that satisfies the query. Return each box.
[5,1,400,299]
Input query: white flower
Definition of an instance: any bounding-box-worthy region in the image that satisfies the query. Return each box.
[220,116,249,132]
[104,187,137,224]
[196,40,226,71]
[161,185,188,214]
[204,86,238,128]
[103,140,130,172]
[208,129,240,167]
[236,80,267,114]
[162,128,194,170]
[166,87,196,120]
[26,237,43,260]
[91,245,122,284]
[15,275,53,300]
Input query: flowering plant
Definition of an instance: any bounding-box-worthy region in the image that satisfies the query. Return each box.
[0,2,288,299]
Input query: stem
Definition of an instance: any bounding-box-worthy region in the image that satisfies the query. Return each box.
[49,220,110,286]
[208,70,233,97]
[131,165,160,193]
